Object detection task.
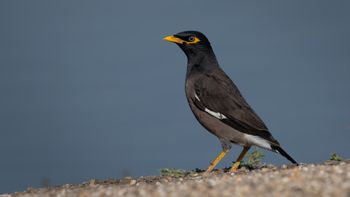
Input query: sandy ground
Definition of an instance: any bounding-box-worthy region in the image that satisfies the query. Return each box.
[2,161,350,197]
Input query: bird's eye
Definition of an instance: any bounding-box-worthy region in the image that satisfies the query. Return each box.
[188,36,195,42]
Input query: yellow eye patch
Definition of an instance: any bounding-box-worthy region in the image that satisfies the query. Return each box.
[163,35,200,44]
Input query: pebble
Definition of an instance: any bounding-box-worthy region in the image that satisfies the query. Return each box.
[129,180,136,185]
[207,179,216,187]
[89,179,96,187]
[190,173,199,177]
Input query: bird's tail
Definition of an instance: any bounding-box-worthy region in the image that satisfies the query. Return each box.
[271,145,298,165]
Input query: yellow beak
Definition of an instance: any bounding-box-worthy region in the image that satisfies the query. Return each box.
[163,35,184,44]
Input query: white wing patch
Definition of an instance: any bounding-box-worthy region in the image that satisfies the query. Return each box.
[194,92,227,120]
[244,134,271,150]
[194,93,201,101]
[204,108,227,119]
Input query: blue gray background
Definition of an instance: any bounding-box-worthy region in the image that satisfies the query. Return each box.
[1,0,349,193]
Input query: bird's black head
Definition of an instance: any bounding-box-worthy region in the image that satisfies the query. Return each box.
[163,31,215,62]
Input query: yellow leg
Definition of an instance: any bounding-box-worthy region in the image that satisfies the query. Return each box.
[206,149,229,173]
[230,146,250,172]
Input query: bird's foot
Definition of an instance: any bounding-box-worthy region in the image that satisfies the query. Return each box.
[230,161,240,172]
[205,165,214,174]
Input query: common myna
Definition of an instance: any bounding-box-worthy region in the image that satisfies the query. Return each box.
[163,31,297,172]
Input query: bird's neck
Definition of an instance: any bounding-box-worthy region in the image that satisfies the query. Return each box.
[186,50,219,77]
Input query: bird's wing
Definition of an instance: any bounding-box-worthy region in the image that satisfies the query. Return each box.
[192,69,279,144]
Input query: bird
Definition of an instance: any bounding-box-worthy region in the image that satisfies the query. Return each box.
[163,31,297,172]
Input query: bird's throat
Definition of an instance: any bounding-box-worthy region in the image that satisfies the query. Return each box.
[186,53,219,78]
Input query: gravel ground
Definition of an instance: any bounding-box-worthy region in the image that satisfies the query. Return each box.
[3,161,350,197]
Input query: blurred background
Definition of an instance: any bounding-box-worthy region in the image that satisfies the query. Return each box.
[0,0,349,193]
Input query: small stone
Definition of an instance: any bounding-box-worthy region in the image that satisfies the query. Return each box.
[120,178,132,184]
[261,168,269,172]
[89,179,96,187]
[129,180,136,185]
[207,179,216,187]
[63,184,71,188]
